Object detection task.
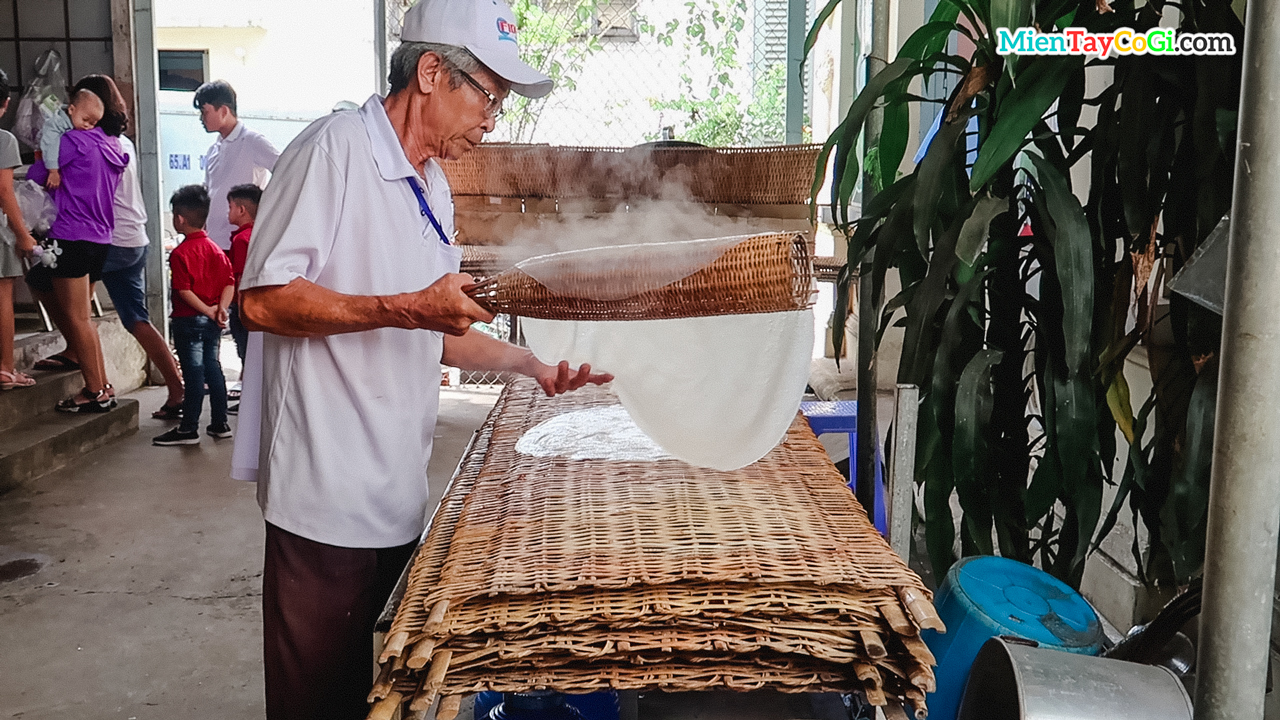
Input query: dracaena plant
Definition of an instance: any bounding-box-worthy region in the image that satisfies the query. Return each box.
[808,0,1243,587]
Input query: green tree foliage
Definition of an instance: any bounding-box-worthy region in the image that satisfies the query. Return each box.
[648,64,807,145]
[643,0,808,145]
[504,0,605,142]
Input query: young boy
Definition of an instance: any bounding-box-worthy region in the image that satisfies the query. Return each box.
[225,183,260,365]
[39,88,105,190]
[153,185,235,446]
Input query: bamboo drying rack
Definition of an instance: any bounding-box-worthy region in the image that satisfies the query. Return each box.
[370,381,941,720]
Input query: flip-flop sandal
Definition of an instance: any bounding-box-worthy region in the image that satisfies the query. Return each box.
[152,403,184,420]
[33,353,81,371]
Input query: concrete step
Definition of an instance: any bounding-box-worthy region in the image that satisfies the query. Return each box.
[0,399,139,494]
[0,369,85,434]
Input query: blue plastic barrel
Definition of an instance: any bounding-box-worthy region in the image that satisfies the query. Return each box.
[921,556,1104,720]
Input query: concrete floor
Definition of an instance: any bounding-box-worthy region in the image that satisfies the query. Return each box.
[0,382,856,720]
[0,384,502,720]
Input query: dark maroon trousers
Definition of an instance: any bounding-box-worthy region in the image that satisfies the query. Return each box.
[262,522,416,720]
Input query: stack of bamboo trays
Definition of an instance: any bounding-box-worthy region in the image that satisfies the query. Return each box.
[369,380,942,720]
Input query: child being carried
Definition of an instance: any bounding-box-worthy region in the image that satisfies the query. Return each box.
[38,88,104,190]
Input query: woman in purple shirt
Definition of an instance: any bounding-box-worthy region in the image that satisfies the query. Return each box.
[25,75,129,412]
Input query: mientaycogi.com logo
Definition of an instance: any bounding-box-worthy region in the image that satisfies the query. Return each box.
[996,27,1237,58]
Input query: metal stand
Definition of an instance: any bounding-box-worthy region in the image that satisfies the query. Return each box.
[887,384,919,561]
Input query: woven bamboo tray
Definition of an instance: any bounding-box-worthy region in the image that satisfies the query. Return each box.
[465,232,814,321]
[440,144,822,204]
[428,382,925,602]
[370,381,939,720]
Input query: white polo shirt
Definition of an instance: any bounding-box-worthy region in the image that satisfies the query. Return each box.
[238,95,461,548]
[204,121,279,249]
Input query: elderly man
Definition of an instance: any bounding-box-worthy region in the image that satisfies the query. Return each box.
[236,0,610,716]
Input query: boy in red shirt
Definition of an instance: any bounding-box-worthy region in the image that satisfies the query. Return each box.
[225,183,260,367]
[154,184,235,446]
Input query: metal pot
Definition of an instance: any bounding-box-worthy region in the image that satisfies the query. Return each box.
[956,637,1193,720]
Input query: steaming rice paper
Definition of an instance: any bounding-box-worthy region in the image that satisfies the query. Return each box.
[515,236,748,301]
[522,310,814,471]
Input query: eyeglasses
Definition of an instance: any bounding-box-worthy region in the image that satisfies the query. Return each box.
[457,70,505,119]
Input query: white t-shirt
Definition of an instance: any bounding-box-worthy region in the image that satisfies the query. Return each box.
[112,136,149,248]
[237,95,461,549]
[204,121,279,249]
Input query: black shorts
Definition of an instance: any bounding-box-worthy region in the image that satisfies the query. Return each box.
[25,238,112,292]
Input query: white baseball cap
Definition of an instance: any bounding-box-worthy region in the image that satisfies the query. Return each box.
[400,0,553,99]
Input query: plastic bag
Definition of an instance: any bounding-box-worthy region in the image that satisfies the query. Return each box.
[13,179,55,235]
[12,50,68,150]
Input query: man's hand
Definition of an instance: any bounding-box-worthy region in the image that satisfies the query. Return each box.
[45,169,60,191]
[402,273,495,336]
[215,307,230,327]
[531,360,613,397]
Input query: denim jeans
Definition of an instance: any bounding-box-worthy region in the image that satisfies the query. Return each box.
[228,301,249,363]
[171,315,227,432]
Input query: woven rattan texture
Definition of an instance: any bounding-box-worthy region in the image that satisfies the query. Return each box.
[371,381,937,719]
[467,232,814,321]
[460,245,504,280]
[440,145,822,204]
[430,380,924,604]
[393,655,853,694]
[433,583,893,635]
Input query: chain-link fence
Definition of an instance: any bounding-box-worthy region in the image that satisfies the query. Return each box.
[387,0,821,387]
[384,0,816,147]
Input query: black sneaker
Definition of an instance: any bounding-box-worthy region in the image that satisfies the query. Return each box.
[227,402,239,415]
[153,428,199,446]
[207,423,233,439]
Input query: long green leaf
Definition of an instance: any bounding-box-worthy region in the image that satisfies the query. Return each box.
[898,20,961,63]
[989,0,1031,36]
[898,199,972,387]
[1105,372,1137,444]
[810,57,918,223]
[1028,152,1094,374]
[954,349,1005,556]
[878,101,910,190]
[1160,359,1218,581]
[971,56,1081,190]
[831,260,853,368]
[1117,60,1156,237]
[1057,66,1085,153]
[1054,372,1102,577]
[956,193,1008,265]
[1026,363,1062,525]
[803,0,843,58]
[914,109,978,258]
[1091,392,1157,555]
[864,174,916,220]
[919,268,990,577]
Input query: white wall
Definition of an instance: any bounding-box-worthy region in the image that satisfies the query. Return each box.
[155,0,378,118]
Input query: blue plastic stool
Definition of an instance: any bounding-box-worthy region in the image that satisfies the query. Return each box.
[801,400,886,534]
[474,691,620,720]
[921,556,1104,720]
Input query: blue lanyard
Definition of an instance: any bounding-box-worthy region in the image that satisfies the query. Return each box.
[407,177,450,245]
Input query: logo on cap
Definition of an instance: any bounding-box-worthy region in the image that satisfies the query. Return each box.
[496,18,518,43]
